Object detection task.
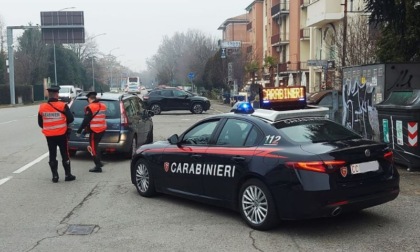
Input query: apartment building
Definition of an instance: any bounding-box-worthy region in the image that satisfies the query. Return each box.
[306,0,366,92]
[218,0,366,92]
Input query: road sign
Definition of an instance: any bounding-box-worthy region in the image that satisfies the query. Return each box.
[41,11,85,44]
[408,122,418,147]
[188,72,195,80]
[220,41,241,48]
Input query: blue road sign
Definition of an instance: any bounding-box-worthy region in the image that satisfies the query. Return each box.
[188,72,195,80]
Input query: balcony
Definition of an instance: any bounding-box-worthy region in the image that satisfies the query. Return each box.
[246,22,252,31]
[300,28,310,39]
[278,63,288,72]
[279,32,289,44]
[271,34,280,46]
[271,1,290,18]
[306,0,343,28]
[300,61,309,70]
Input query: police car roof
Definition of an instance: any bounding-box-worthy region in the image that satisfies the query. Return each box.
[251,105,330,122]
[230,102,330,123]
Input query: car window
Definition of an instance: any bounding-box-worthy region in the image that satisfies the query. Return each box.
[123,99,135,117]
[216,119,253,147]
[173,90,187,97]
[129,97,141,115]
[161,90,173,97]
[274,119,361,144]
[70,99,88,117]
[182,119,219,145]
[318,94,332,106]
[70,99,120,119]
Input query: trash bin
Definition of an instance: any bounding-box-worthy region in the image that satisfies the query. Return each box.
[376,90,420,170]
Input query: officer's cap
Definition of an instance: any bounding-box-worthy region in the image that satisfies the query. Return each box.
[86,91,97,98]
[47,85,60,92]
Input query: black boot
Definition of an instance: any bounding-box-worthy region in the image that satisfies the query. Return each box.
[89,157,103,173]
[63,160,76,181]
[49,160,59,183]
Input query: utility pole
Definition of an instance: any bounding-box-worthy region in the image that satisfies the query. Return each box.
[342,0,348,67]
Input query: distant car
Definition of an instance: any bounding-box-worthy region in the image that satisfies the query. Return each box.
[58,85,76,103]
[75,88,83,96]
[68,92,154,158]
[126,83,141,94]
[142,87,210,115]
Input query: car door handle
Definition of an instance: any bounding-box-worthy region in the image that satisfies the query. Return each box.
[191,154,202,159]
[232,156,245,162]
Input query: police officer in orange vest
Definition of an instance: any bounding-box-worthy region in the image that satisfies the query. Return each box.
[76,91,107,173]
[38,85,76,183]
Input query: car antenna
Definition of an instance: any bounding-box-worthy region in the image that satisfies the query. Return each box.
[100,85,103,96]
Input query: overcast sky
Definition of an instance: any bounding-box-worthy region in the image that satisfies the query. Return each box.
[1,0,252,72]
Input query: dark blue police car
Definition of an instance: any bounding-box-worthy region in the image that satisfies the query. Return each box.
[130,86,399,230]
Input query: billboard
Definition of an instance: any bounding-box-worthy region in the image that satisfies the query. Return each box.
[41,11,85,44]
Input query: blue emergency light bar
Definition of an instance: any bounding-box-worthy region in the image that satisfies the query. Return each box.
[231,102,255,114]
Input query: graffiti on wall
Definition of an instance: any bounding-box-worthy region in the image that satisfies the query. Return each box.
[342,72,379,140]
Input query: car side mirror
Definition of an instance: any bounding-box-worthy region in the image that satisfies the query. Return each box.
[168,134,180,145]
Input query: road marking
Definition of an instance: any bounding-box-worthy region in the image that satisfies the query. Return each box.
[0,120,17,125]
[0,176,13,186]
[13,152,49,174]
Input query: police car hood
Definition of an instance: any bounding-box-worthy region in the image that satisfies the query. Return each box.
[136,140,170,153]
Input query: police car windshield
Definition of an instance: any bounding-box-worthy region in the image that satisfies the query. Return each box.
[274,119,361,144]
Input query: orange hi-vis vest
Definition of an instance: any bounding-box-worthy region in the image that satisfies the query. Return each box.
[39,101,68,136]
[88,102,107,133]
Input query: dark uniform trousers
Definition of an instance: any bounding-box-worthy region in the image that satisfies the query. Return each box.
[89,131,105,167]
[46,134,72,176]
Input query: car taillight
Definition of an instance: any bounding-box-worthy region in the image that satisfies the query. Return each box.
[286,160,346,173]
[119,101,129,127]
[384,151,393,162]
[143,95,149,100]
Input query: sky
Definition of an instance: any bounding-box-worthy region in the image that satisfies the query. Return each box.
[1,0,252,72]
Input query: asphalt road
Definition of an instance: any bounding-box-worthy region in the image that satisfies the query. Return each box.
[0,101,419,252]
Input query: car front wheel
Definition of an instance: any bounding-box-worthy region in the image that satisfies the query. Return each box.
[191,103,203,114]
[239,179,279,230]
[151,104,161,115]
[134,159,156,197]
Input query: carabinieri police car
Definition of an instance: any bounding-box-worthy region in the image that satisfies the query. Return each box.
[130,86,399,230]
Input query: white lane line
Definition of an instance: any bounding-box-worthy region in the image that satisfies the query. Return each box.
[0,176,13,186]
[0,120,17,125]
[13,152,49,174]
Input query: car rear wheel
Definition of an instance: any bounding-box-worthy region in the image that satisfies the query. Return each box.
[135,159,156,197]
[191,103,203,114]
[151,104,161,115]
[239,179,279,230]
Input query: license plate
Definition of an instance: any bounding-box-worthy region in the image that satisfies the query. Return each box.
[350,161,379,174]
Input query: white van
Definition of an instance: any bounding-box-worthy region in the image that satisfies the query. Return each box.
[59,85,77,103]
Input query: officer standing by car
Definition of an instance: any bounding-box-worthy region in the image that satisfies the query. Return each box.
[38,85,76,183]
[76,91,107,173]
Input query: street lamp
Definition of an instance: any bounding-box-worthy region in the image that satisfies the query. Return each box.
[53,7,76,85]
[90,33,107,91]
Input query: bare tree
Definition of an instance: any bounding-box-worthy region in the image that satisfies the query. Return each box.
[147,30,217,86]
[324,15,378,88]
